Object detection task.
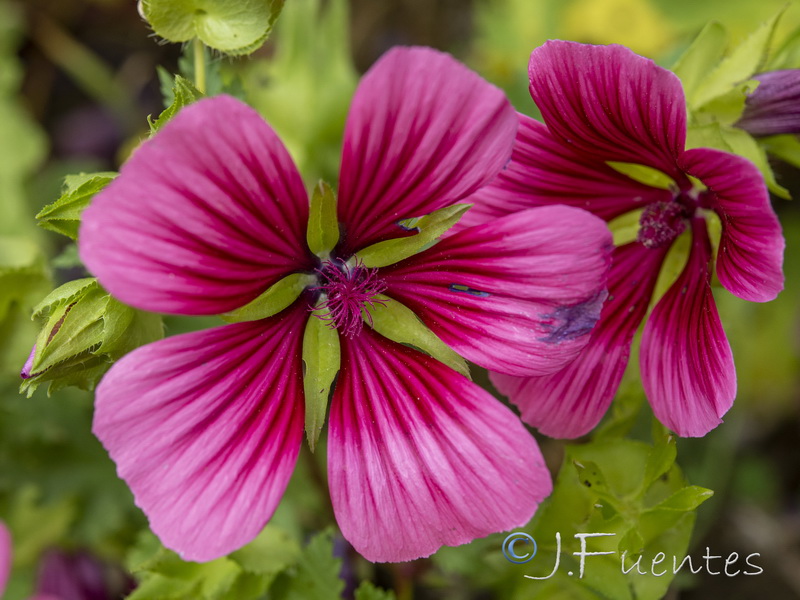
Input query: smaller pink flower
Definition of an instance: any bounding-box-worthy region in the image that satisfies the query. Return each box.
[465,41,785,438]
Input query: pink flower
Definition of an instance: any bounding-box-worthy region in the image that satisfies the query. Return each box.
[463,41,785,438]
[0,521,10,596]
[78,47,611,562]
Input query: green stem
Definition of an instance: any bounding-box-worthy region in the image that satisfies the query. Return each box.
[193,38,206,94]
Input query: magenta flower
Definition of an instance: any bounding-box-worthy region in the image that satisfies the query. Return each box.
[0,521,10,596]
[464,41,784,438]
[78,47,612,562]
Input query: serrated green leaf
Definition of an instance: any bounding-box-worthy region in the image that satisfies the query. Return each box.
[364,295,470,378]
[760,133,800,169]
[607,208,644,247]
[672,21,728,101]
[149,74,203,133]
[694,79,758,126]
[271,530,344,600]
[222,272,314,323]
[766,24,800,70]
[230,524,301,576]
[354,581,397,600]
[648,486,714,512]
[606,162,676,190]
[356,204,471,268]
[692,9,785,109]
[307,180,339,257]
[36,173,116,240]
[139,0,285,55]
[302,313,339,451]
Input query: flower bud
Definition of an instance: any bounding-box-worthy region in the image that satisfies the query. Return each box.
[19,278,163,396]
[735,69,800,137]
[35,548,136,600]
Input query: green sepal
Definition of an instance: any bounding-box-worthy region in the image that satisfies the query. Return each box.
[302,312,340,452]
[148,74,203,133]
[20,278,164,396]
[355,204,471,269]
[606,162,675,190]
[671,21,728,104]
[364,295,470,379]
[36,172,116,240]
[139,0,285,55]
[641,434,676,493]
[306,181,339,257]
[222,272,314,323]
[766,25,800,70]
[650,230,690,310]
[694,79,758,127]
[607,209,643,247]
[686,122,790,199]
[691,9,785,110]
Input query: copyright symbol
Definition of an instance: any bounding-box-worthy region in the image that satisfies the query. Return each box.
[502,532,537,564]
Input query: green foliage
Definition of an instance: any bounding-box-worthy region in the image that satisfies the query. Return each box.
[36,172,116,240]
[354,581,397,600]
[138,0,284,55]
[307,181,340,258]
[19,278,163,396]
[148,75,203,133]
[356,204,472,269]
[518,438,713,600]
[125,528,343,600]
[242,0,357,183]
[302,313,340,451]
[365,295,470,378]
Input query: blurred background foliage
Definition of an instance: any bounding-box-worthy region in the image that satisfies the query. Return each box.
[0,0,799,598]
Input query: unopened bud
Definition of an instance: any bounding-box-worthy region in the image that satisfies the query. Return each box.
[735,70,800,137]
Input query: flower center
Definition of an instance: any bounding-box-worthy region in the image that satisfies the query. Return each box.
[636,201,690,248]
[312,259,388,338]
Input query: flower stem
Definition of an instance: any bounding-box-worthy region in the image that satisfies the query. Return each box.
[193,38,206,94]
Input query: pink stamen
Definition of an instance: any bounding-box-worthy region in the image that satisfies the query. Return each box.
[312,259,388,338]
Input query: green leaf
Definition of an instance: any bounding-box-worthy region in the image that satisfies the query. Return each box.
[149,74,203,133]
[302,313,339,451]
[271,530,344,600]
[364,295,470,378]
[36,172,116,240]
[642,435,677,492]
[648,486,714,512]
[306,181,339,257]
[606,162,676,190]
[694,79,758,126]
[671,21,728,101]
[691,9,785,109]
[354,581,397,600]
[765,24,800,70]
[139,0,285,55]
[761,133,800,169]
[356,204,471,268]
[230,524,302,577]
[222,272,314,323]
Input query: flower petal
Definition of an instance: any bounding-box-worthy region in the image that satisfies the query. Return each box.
[80,95,313,315]
[461,113,671,229]
[382,206,612,376]
[0,521,10,595]
[490,242,668,438]
[92,309,306,561]
[337,46,517,253]
[640,219,736,437]
[678,147,784,302]
[528,41,686,180]
[328,329,551,562]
